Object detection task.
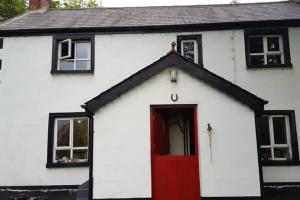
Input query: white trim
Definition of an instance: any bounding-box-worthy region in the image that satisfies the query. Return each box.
[53,117,89,163]
[58,39,72,60]
[261,114,292,160]
[58,41,91,71]
[249,35,284,65]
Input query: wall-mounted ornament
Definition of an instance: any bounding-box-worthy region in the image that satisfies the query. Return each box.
[171,93,178,102]
[170,68,177,82]
[207,123,213,162]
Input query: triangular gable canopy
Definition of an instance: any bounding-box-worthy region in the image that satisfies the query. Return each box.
[83,52,268,113]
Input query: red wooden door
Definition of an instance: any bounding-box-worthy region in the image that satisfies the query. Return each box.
[151,107,200,200]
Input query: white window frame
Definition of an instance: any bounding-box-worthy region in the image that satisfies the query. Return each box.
[261,115,292,161]
[53,117,89,163]
[58,40,91,71]
[248,35,284,65]
[58,39,72,59]
[181,40,198,64]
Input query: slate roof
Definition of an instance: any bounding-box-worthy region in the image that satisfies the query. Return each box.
[0,1,300,32]
[84,52,268,113]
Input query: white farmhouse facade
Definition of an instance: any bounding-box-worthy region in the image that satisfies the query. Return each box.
[0,0,300,200]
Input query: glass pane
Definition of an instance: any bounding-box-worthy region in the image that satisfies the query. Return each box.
[57,120,70,146]
[267,37,280,51]
[273,117,288,144]
[76,60,90,70]
[56,150,70,162]
[76,42,90,59]
[249,37,263,53]
[73,149,88,161]
[60,40,69,57]
[261,148,271,160]
[274,147,291,159]
[250,55,264,65]
[60,60,74,70]
[259,116,270,145]
[73,118,88,147]
[267,54,282,64]
[182,41,195,62]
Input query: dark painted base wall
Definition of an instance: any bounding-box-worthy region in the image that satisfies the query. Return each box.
[0,186,78,200]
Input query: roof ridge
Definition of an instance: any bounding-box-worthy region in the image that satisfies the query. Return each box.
[0,11,30,27]
[48,0,290,10]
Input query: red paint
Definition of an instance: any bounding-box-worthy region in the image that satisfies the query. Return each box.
[150,105,200,200]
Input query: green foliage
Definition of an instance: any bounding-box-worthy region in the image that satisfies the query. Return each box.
[50,0,61,8]
[52,0,101,8]
[231,0,239,4]
[0,0,27,22]
[0,0,101,22]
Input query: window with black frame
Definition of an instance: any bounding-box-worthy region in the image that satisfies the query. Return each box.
[47,112,90,168]
[258,111,299,165]
[177,34,203,67]
[245,28,292,68]
[51,35,95,74]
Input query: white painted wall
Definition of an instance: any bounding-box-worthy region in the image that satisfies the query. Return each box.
[93,68,260,198]
[0,27,299,187]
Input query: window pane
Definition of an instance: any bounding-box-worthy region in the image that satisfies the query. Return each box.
[76,42,90,59]
[261,148,271,160]
[73,118,88,147]
[259,116,270,145]
[249,37,263,53]
[57,120,70,146]
[267,37,280,52]
[267,54,282,64]
[274,147,291,159]
[60,60,74,70]
[76,60,90,70]
[250,55,264,65]
[56,150,70,162]
[61,41,70,58]
[73,149,88,160]
[273,117,288,144]
[182,41,195,62]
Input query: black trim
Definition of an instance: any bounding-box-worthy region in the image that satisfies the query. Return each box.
[244,28,292,69]
[0,185,79,190]
[47,112,90,168]
[0,185,78,200]
[84,52,267,113]
[0,38,3,49]
[177,34,203,67]
[264,182,300,198]
[0,59,2,70]
[88,112,94,200]
[255,112,265,197]
[51,34,95,74]
[258,110,299,166]
[0,19,300,37]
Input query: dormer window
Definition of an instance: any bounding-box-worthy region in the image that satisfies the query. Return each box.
[51,35,94,74]
[177,35,203,67]
[245,28,292,68]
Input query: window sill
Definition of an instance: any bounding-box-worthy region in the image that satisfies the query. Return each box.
[262,160,300,166]
[51,70,94,74]
[247,63,293,69]
[46,162,89,168]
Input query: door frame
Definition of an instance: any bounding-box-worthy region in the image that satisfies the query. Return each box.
[150,104,200,199]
